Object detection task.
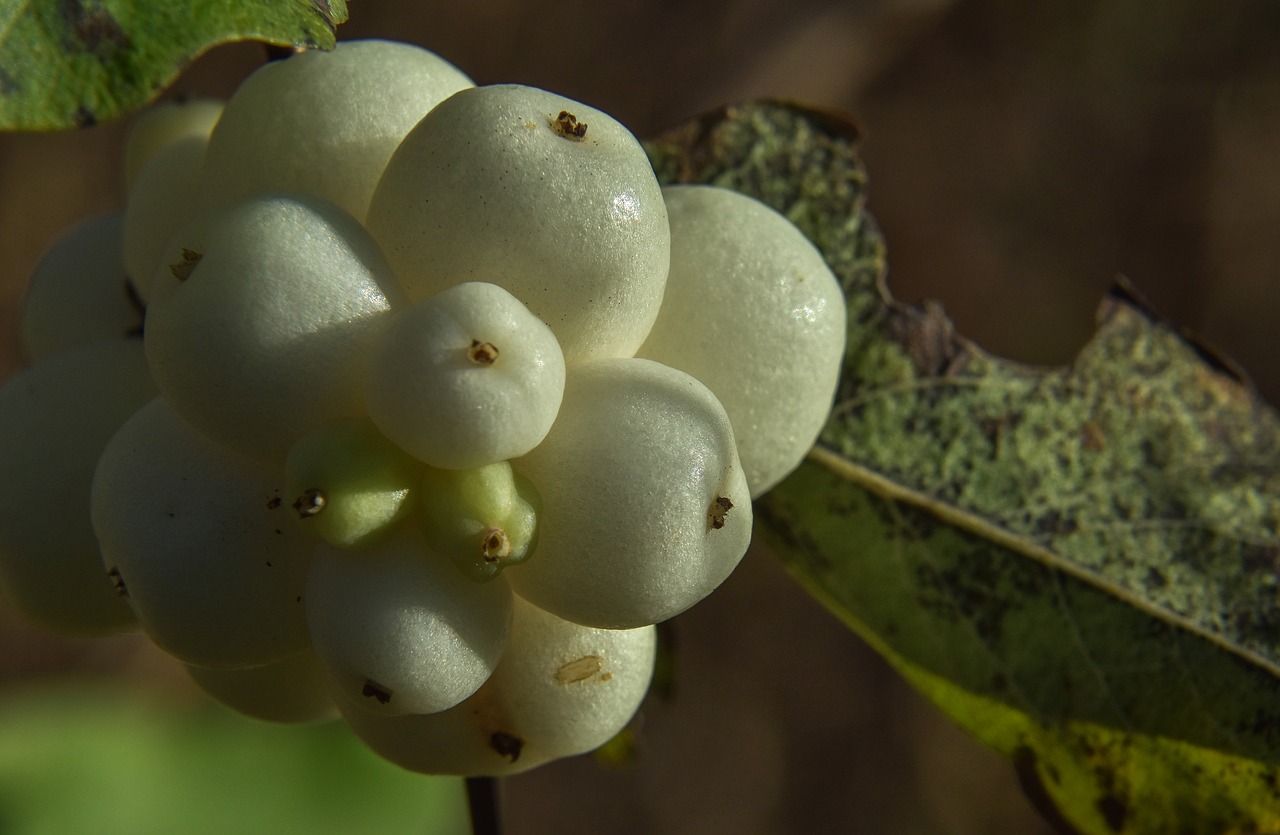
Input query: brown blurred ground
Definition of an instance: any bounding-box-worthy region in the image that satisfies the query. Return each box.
[4,1,1280,832]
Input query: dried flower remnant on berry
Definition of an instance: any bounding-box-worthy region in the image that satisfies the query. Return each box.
[551,110,587,141]
[293,488,327,517]
[468,339,499,365]
[708,495,734,530]
[168,248,202,281]
[482,527,512,562]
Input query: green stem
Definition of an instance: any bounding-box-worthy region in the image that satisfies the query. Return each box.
[466,776,501,835]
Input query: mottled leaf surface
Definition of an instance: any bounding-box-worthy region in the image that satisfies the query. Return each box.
[0,0,348,131]
[646,102,1280,833]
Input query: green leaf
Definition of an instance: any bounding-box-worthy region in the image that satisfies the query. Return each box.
[0,684,468,835]
[0,0,349,131]
[646,102,1280,833]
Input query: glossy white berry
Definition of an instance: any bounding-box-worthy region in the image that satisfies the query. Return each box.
[306,526,513,716]
[123,136,206,302]
[198,39,472,221]
[91,398,313,668]
[0,39,854,780]
[144,193,403,462]
[185,648,338,724]
[639,185,846,496]
[509,357,752,628]
[340,595,655,775]
[364,282,566,469]
[365,84,670,363]
[19,214,142,361]
[123,97,223,187]
[0,342,154,633]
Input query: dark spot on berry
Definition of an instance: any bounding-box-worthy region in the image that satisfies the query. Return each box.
[266,496,282,510]
[490,730,524,762]
[362,679,392,704]
[123,279,146,338]
[107,566,128,597]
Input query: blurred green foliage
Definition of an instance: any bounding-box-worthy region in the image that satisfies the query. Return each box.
[0,685,469,835]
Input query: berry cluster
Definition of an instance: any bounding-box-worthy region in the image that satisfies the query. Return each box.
[0,40,845,775]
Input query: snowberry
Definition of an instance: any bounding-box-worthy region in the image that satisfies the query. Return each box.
[418,460,541,583]
[0,342,153,632]
[0,38,851,778]
[123,136,207,302]
[198,39,472,221]
[123,97,223,187]
[639,185,846,496]
[283,419,420,549]
[184,648,338,724]
[91,399,313,668]
[365,84,670,363]
[143,193,403,462]
[199,39,476,221]
[509,358,752,629]
[305,526,513,716]
[340,595,655,775]
[19,214,141,362]
[364,282,565,469]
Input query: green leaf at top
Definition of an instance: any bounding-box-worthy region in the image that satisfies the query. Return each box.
[0,0,349,131]
[646,103,1280,834]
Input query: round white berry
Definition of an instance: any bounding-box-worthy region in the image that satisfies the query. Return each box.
[198,40,472,221]
[0,342,154,633]
[306,526,513,716]
[365,84,670,363]
[91,398,313,668]
[364,282,565,469]
[509,358,752,628]
[144,194,403,462]
[340,595,655,775]
[639,185,846,496]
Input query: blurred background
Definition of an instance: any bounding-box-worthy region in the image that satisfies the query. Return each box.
[4,0,1280,832]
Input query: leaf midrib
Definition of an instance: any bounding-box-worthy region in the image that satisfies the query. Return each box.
[806,442,1280,681]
